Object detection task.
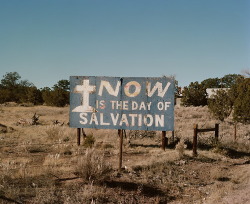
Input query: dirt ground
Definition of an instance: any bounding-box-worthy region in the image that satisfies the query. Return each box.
[0,104,249,203]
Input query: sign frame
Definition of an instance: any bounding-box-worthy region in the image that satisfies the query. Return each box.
[70,76,174,131]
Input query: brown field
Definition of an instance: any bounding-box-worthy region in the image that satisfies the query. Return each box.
[0,104,249,204]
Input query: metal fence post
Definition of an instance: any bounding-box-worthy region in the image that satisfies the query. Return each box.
[193,124,198,156]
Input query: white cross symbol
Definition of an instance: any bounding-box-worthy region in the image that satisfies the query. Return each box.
[72,79,96,112]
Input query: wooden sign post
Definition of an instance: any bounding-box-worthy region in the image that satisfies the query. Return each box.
[118,129,123,171]
[162,131,167,150]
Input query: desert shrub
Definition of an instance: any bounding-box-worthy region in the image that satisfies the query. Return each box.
[205,75,249,123]
[41,80,69,107]
[42,88,69,107]
[43,154,61,176]
[103,144,114,149]
[63,136,70,142]
[208,89,233,121]
[43,154,61,166]
[230,78,250,124]
[27,145,48,153]
[45,125,61,141]
[75,148,113,184]
[23,86,43,105]
[181,81,207,106]
[175,139,185,158]
[83,134,95,148]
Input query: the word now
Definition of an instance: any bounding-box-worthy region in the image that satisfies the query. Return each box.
[76,79,171,97]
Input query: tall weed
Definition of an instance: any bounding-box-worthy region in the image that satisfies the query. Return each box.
[75,148,112,184]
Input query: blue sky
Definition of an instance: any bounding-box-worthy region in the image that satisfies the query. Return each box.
[0,0,249,88]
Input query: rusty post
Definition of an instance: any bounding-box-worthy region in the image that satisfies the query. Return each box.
[162,131,167,150]
[234,123,237,141]
[77,128,81,146]
[215,123,219,144]
[193,124,198,156]
[118,129,123,171]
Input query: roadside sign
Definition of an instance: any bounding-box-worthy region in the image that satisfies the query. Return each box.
[70,76,174,131]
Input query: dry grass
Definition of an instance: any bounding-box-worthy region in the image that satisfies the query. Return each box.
[174,106,250,152]
[75,148,113,184]
[0,104,249,203]
[175,139,186,158]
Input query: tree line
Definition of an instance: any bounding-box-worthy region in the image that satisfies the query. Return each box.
[0,72,69,107]
[0,72,249,124]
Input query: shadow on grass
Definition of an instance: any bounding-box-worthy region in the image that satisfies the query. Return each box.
[131,141,250,159]
[170,139,250,159]
[0,195,22,204]
[223,148,250,159]
[197,143,250,159]
[130,143,160,148]
[104,180,166,198]
[216,177,231,182]
[182,154,217,163]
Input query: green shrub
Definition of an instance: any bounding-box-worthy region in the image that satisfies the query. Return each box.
[208,89,233,121]
[83,134,95,148]
[181,82,207,106]
[231,78,250,124]
[103,144,114,149]
[45,125,61,141]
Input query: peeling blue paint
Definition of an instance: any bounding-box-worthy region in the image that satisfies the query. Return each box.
[70,76,174,131]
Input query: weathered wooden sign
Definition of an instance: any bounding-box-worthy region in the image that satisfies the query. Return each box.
[70,76,174,131]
